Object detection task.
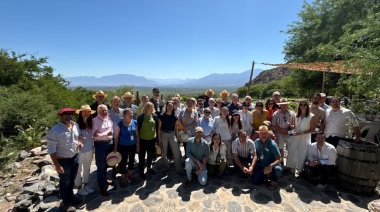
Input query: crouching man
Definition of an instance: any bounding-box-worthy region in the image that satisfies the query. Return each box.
[306,132,337,189]
[183,127,210,187]
[248,126,282,190]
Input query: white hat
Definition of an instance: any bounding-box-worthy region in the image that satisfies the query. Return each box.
[178,130,190,142]
[106,152,122,166]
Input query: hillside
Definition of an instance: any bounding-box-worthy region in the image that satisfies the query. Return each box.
[245,67,291,86]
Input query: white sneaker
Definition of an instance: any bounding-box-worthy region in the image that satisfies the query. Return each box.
[77,188,89,196]
[316,184,327,189]
[84,186,94,194]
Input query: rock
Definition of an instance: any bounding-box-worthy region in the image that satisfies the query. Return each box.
[39,165,57,181]
[3,181,14,188]
[34,196,60,211]
[41,144,47,151]
[5,162,21,171]
[40,139,47,145]
[5,196,16,202]
[12,185,24,194]
[368,199,380,212]
[15,194,31,203]
[34,155,53,168]
[43,180,59,197]
[14,199,33,210]
[18,150,30,161]
[24,176,40,186]
[40,148,48,156]
[22,184,41,195]
[30,147,42,156]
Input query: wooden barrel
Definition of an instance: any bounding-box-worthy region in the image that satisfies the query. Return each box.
[336,138,380,195]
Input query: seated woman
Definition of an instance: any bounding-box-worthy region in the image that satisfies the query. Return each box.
[114,108,138,186]
[207,133,227,179]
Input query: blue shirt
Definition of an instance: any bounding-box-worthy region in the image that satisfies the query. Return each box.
[197,117,214,136]
[117,120,137,146]
[46,121,80,158]
[108,107,124,133]
[254,138,280,167]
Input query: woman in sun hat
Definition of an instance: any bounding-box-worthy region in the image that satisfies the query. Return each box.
[74,105,96,196]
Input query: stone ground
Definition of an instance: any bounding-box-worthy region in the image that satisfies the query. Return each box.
[68,154,379,212]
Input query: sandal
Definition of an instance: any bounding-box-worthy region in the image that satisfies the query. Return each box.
[128,174,137,181]
[120,177,129,186]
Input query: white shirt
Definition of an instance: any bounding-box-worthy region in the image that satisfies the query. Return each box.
[238,110,253,132]
[213,116,232,141]
[208,107,220,118]
[208,143,227,165]
[324,107,359,138]
[307,142,337,165]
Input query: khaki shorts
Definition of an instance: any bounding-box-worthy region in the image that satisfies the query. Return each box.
[275,133,291,150]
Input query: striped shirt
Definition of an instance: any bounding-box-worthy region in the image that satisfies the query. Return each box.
[232,138,256,158]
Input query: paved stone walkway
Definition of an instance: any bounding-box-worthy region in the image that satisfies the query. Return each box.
[72,157,379,212]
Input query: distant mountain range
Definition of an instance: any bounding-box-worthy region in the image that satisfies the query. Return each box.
[65,69,264,88]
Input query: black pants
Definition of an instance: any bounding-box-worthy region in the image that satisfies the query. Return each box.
[326,136,341,148]
[309,164,335,185]
[138,138,156,173]
[233,155,252,175]
[118,144,136,174]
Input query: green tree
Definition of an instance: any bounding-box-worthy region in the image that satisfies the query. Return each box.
[284,0,380,96]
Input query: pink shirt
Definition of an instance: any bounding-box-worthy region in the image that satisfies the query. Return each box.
[92,115,114,141]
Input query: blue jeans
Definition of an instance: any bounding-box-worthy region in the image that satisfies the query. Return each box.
[58,154,79,205]
[252,164,282,185]
[185,158,207,185]
[94,142,111,187]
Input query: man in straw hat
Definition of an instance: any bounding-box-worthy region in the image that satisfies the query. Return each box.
[183,127,210,187]
[250,125,282,190]
[46,108,83,211]
[90,90,110,118]
[92,104,114,196]
[200,89,214,108]
[272,98,296,166]
[219,90,231,107]
[121,92,138,118]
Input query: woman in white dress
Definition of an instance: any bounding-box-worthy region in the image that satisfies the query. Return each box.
[212,107,232,166]
[287,100,316,175]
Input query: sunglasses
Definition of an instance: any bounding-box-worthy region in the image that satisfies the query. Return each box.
[256,105,263,107]
[204,111,211,114]
[268,103,274,105]
[299,104,308,106]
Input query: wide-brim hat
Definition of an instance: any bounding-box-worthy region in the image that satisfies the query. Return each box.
[277,98,291,105]
[92,90,108,99]
[255,125,273,134]
[205,89,215,95]
[219,90,230,97]
[273,91,281,96]
[76,105,95,114]
[262,120,271,127]
[121,92,135,100]
[106,152,122,166]
[178,130,190,142]
[57,108,76,115]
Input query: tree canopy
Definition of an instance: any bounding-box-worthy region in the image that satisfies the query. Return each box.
[283,0,380,97]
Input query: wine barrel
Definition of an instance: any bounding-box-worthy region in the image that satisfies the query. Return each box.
[336,138,380,194]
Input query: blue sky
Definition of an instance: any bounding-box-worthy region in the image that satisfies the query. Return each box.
[1,0,307,79]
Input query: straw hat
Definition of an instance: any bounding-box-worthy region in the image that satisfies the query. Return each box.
[195,127,203,133]
[121,92,135,100]
[106,152,122,166]
[205,89,215,96]
[220,90,230,97]
[277,98,291,105]
[76,105,95,114]
[255,125,273,133]
[92,90,108,99]
[262,120,271,127]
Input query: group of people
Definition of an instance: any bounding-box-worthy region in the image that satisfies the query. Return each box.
[47,88,362,211]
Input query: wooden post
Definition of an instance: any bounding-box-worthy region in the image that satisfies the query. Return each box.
[136,91,140,106]
[322,71,325,93]
[246,61,255,96]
